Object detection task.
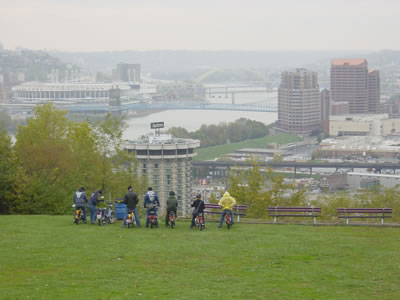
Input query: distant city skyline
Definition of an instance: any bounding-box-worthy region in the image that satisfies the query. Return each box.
[0,0,399,52]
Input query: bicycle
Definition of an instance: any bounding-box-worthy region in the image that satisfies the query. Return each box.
[169,211,176,228]
[225,212,232,229]
[148,206,158,229]
[126,210,136,228]
[195,212,205,231]
[73,204,85,224]
[97,201,115,226]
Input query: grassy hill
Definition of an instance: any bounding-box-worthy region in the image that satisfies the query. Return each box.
[194,133,301,161]
[1,215,400,299]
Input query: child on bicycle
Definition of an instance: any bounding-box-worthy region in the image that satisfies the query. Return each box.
[191,194,205,229]
[73,187,88,224]
[144,187,160,228]
[218,191,236,228]
[165,191,178,227]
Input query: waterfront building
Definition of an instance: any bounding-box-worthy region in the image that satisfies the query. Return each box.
[124,134,200,217]
[11,82,130,104]
[278,68,321,136]
[330,59,380,114]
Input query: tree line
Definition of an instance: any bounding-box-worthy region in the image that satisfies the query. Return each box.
[0,104,147,215]
[168,118,272,148]
[227,160,400,222]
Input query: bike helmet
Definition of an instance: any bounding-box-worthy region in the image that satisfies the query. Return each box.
[196,194,201,199]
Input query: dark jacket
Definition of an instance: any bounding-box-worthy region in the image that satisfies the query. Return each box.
[144,191,160,209]
[74,189,88,206]
[167,195,178,211]
[89,191,102,206]
[191,199,205,214]
[124,190,138,210]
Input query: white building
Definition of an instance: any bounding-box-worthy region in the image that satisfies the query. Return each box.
[124,134,200,217]
[12,82,130,104]
[347,172,400,189]
[328,114,400,137]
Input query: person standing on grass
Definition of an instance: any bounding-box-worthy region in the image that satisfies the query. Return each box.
[144,187,160,228]
[166,191,178,227]
[88,190,103,224]
[218,191,236,228]
[73,187,88,224]
[123,186,141,227]
[191,194,205,229]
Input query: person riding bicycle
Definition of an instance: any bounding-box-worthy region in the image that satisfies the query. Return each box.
[123,186,141,228]
[218,191,236,228]
[88,189,103,224]
[191,194,205,229]
[73,187,88,224]
[144,187,160,228]
[166,191,178,227]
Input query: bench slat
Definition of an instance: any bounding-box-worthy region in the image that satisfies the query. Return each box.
[268,209,321,213]
[338,216,392,219]
[204,211,246,216]
[269,214,321,217]
[338,208,392,212]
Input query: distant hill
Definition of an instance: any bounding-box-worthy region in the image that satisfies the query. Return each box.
[49,50,362,73]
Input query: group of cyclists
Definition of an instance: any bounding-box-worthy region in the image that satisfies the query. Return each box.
[73,185,237,228]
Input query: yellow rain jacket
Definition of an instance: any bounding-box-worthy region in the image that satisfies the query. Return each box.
[218,192,237,210]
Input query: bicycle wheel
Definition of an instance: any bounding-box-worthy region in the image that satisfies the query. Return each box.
[109,213,115,224]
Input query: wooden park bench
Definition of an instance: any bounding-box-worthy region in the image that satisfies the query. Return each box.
[204,203,248,222]
[268,206,322,224]
[337,208,392,225]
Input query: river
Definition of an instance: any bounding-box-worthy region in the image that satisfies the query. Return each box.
[123,91,278,140]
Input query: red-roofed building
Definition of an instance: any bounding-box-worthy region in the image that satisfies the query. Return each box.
[330,58,379,114]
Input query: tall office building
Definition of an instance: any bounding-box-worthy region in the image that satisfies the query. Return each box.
[278,69,321,136]
[368,70,380,113]
[112,63,141,83]
[330,59,379,114]
[320,89,331,121]
[124,134,200,217]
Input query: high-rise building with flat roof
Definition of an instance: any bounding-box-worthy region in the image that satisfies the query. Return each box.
[278,69,321,136]
[330,59,379,114]
[112,63,141,83]
[124,134,200,217]
[368,70,380,113]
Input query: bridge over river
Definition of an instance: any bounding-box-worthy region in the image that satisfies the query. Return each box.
[1,101,277,114]
[68,102,277,113]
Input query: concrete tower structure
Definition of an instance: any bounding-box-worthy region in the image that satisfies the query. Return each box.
[278,68,321,136]
[124,134,200,217]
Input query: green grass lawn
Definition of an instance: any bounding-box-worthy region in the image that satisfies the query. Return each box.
[194,134,302,161]
[1,215,400,299]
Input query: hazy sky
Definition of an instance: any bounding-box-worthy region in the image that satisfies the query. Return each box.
[0,0,399,52]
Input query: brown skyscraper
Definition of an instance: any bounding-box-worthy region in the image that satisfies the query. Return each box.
[278,69,321,136]
[330,59,379,114]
